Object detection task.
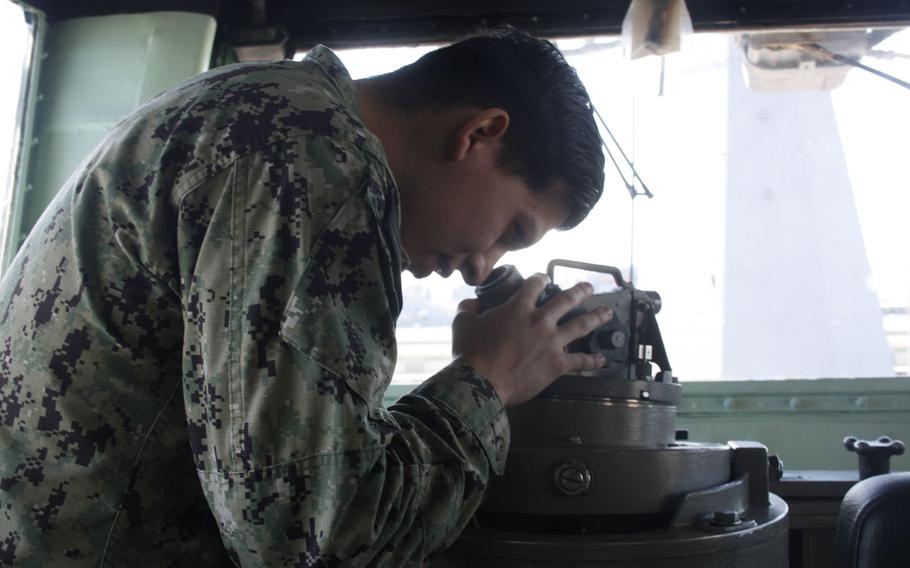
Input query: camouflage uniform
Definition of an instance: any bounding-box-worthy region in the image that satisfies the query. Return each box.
[0,46,509,567]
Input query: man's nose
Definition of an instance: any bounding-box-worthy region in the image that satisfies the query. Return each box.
[459,250,504,286]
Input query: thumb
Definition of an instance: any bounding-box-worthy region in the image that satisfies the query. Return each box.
[457,298,480,314]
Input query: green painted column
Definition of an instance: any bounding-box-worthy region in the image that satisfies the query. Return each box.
[5,11,216,264]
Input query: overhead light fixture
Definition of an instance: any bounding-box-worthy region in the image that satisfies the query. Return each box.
[621,0,693,60]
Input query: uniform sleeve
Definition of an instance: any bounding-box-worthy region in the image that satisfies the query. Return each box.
[178,135,509,567]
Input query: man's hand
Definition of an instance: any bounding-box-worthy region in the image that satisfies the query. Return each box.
[452,273,614,407]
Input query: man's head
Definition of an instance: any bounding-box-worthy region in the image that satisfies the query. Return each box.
[355,27,605,284]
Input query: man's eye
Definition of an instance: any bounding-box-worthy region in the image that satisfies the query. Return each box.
[505,224,526,249]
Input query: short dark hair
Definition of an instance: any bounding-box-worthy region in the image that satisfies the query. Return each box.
[369,26,605,229]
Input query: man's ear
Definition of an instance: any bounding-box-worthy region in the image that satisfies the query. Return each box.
[451,108,510,162]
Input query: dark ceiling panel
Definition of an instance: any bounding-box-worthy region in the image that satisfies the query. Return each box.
[24,0,220,22]
[22,0,910,45]
[263,0,910,49]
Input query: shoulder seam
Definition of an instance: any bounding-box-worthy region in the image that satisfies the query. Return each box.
[173,132,386,206]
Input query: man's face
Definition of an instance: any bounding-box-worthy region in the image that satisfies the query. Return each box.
[400,165,570,286]
[376,105,572,285]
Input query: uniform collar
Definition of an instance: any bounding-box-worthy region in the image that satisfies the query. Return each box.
[303,45,384,156]
[304,46,363,114]
[303,45,411,272]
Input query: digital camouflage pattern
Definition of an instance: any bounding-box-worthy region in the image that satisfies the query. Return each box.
[0,46,509,567]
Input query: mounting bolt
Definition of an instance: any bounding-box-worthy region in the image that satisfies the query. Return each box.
[610,330,626,349]
[711,510,742,527]
[768,454,784,482]
[554,459,593,496]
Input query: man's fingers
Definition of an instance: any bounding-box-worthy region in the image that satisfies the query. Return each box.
[540,282,593,322]
[559,305,613,342]
[563,351,607,373]
[511,273,551,308]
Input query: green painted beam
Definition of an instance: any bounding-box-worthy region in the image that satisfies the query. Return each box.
[678,378,910,470]
[384,377,910,471]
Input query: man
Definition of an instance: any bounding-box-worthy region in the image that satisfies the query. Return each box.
[0,27,607,566]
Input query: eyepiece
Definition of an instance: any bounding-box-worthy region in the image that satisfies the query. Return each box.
[475,265,525,313]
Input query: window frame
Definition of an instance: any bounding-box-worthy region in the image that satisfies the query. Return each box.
[1,2,45,272]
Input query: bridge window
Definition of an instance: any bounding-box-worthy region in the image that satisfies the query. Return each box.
[305,27,910,383]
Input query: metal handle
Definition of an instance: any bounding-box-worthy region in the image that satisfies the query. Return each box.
[844,435,906,479]
[546,259,629,289]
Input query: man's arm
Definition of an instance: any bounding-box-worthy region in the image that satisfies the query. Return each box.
[180,135,506,566]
